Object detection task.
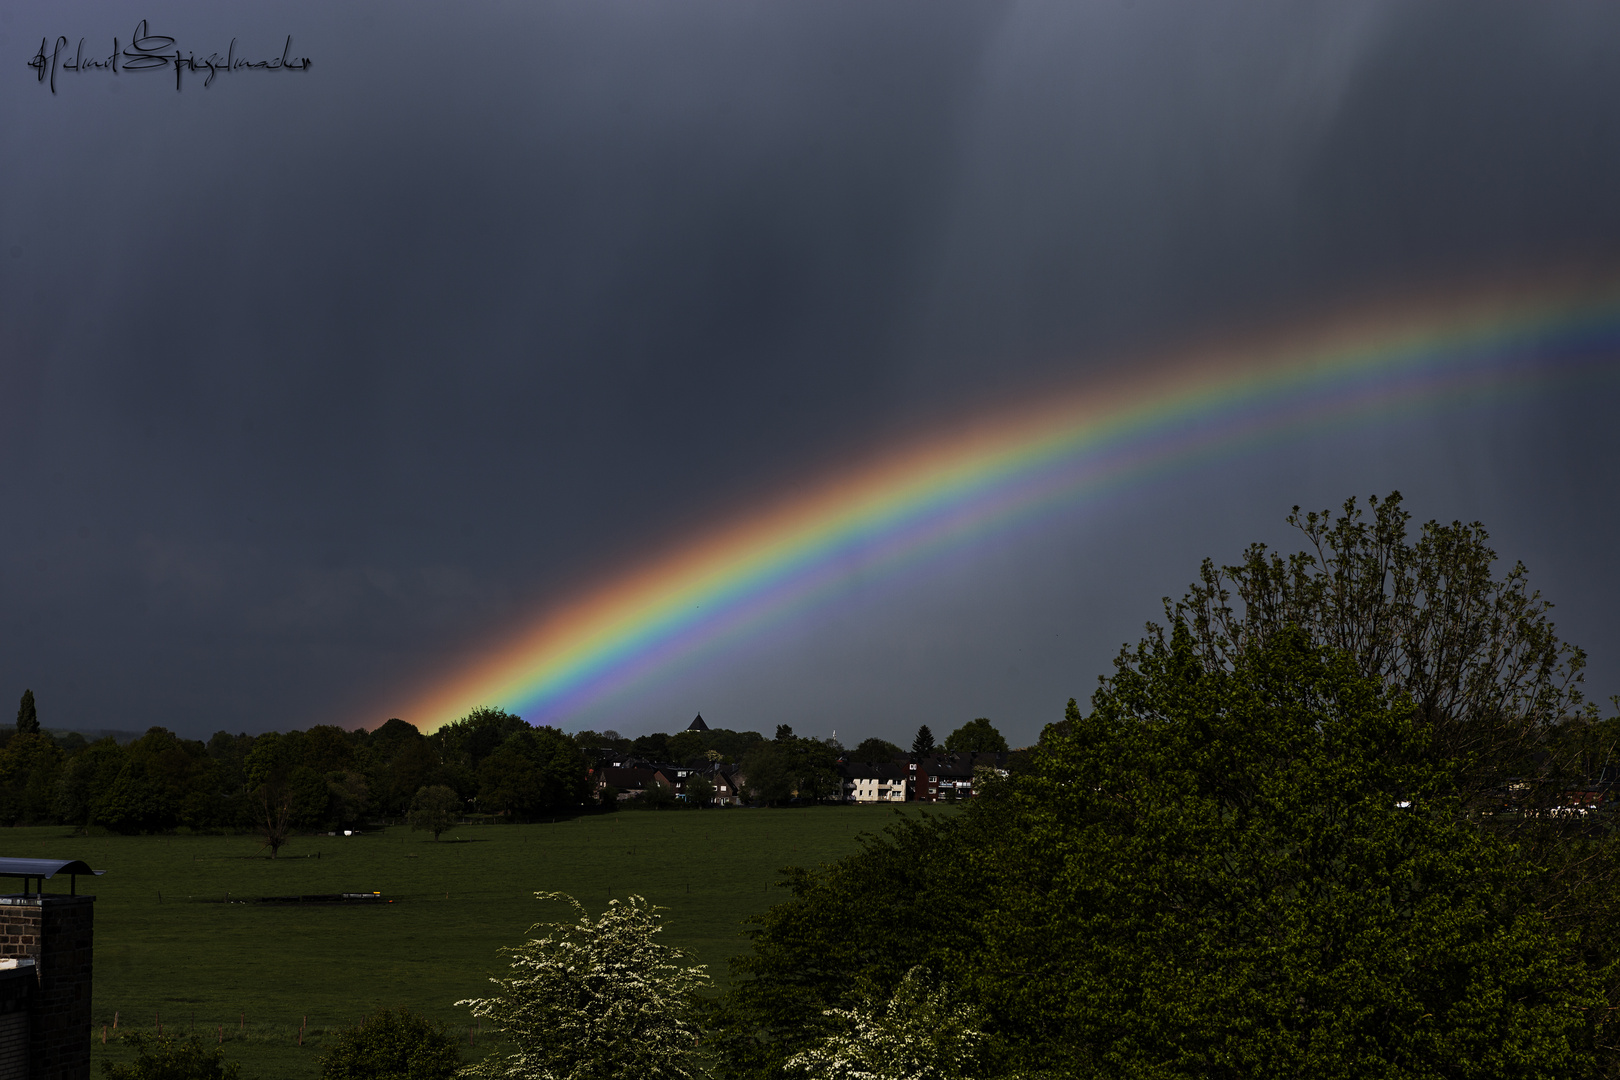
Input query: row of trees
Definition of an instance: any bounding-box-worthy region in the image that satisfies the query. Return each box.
[3,694,1008,834]
[0,707,596,836]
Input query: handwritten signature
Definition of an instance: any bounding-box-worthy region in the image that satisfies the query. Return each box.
[29,20,311,93]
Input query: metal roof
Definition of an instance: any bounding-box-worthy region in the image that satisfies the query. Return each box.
[0,859,103,879]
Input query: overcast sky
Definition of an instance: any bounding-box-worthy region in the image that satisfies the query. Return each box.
[4,0,1619,746]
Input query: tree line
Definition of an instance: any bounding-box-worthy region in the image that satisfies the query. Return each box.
[0,706,597,836]
[0,695,1008,836]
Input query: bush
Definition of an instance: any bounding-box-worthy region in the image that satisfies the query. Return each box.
[406,785,463,840]
[319,1008,461,1080]
[101,1032,244,1080]
[459,893,709,1080]
[640,778,677,810]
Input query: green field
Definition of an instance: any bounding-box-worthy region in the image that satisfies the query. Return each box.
[1,806,938,1078]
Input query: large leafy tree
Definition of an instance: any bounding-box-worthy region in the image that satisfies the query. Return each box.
[1166,492,1588,803]
[54,736,126,832]
[460,893,709,1080]
[941,718,1007,754]
[98,728,221,835]
[476,726,590,820]
[969,626,1602,1079]
[407,784,463,840]
[435,706,529,797]
[849,738,903,764]
[0,730,62,825]
[739,743,795,806]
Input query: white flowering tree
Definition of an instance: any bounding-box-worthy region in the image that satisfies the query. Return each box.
[785,968,987,1080]
[457,892,710,1080]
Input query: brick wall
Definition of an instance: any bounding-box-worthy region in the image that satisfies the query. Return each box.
[0,896,94,1080]
[0,961,35,1080]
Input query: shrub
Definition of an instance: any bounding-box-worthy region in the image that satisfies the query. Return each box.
[101,1032,244,1080]
[460,893,709,1080]
[319,1008,461,1080]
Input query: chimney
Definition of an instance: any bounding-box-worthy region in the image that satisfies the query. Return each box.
[0,859,101,1080]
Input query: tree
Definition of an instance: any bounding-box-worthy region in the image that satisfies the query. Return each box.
[683,775,715,807]
[962,626,1604,1079]
[54,737,125,832]
[319,1008,461,1080]
[407,784,462,840]
[775,725,795,742]
[436,707,529,796]
[1166,492,1587,804]
[941,719,1007,754]
[477,728,590,820]
[257,784,293,858]
[641,777,677,809]
[740,744,794,806]
[0,731,63,826]
[849,738,903,764]
[632,732,672,760]
[325,769,370,828]
[910,726,935,757]
[387,739,450,817]
[458,893,709,1080]
[15,689,38,735]
[667,730,706,763]
[712,816,990,1079]
[100,1031,243,1079]
[245,731,297,856]
[785,968,989,1080]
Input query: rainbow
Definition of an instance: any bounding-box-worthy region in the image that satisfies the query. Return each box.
[398,279,1620,733]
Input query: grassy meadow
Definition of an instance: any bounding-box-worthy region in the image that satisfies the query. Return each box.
[1,804,943,1078]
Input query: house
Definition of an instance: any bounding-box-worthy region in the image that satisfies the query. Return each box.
[907,752,1010,802]
[595,760,746,806]
[594,766,659,800]
[839,762,910,803]
[676,761,745,806]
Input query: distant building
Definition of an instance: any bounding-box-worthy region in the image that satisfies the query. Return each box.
[687,714,709,732]
[840,762,909,803]
[908,752,1010,802]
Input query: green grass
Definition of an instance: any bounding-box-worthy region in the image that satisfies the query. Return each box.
[0,806,940,1079]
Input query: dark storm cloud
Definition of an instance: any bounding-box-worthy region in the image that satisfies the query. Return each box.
[902,0,1620,398]
[1,0,1617,741]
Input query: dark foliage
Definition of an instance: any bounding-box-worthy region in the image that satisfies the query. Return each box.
[910,725,935,756]
[318,1008,461,1080]
[15,689,39,735]
[941,718,1007,754]
[712,495,1620,1080]
[848,738,904,764]
[101,1032,244,1080]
